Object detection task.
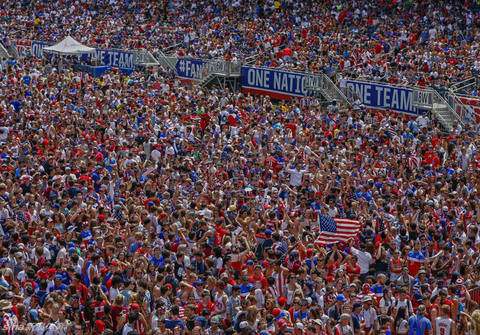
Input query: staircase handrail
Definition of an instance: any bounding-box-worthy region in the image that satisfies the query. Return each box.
[156,49,177,71]
[450,77,476,92]
[428,89,464,126]
[319,73,350,106]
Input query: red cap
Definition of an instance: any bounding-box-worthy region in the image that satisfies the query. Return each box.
[130,303,140,311]
[272,308,281,317]
[278,296,287,306]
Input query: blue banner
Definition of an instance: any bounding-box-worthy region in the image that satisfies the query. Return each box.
[30,41,135,70]
[343,80,423,115]
[240,66,321,98]
[31,41,50,58]
[175,58,207,80]
[92,49,135,70]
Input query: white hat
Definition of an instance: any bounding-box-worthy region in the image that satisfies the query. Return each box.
[295,322,304,329]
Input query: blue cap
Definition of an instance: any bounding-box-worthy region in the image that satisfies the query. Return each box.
[246,259,254,265]
[336,294,346,302]
[265,229,272,236]
[193,279,204,286]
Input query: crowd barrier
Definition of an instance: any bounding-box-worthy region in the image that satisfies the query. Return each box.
[174,58,241,81]
[240,66,323,100]
[18,40,137,70]
[11,39,480,122]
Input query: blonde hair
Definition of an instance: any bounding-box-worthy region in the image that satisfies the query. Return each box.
[471,310,480,335]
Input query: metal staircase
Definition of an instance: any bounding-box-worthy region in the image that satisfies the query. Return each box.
[412,88,463,132]
[198,61,241,91]
[134,49,160,67]
[155,49,177,72]
[431,103,457,131]
[304,73,350,106]
[200,73,216,88]
[0,43,11,59]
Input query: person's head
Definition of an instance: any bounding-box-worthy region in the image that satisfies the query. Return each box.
[340,314,350,325]
[396,306,407,321]
[352,302,362,313]
[417,304,426,316]
[128,310,139,324]
[441,304,450,317]
[0,300,12,317]
[362,295,372,307]
[439,288,448,300]
[294,322,304,334]
[336,294,346,306]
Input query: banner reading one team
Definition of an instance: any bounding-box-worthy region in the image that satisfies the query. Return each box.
[29,40,135,70]
[342,79,422,115]
[91,49,134,70]
[240,66,322,99]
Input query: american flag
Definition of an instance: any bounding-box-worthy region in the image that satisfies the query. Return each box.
[315,214,361,244]
[408,154,420,170]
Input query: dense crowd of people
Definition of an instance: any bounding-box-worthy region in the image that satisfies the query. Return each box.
[0,1,479,335]
[1,0,480,90]
[0,55,477,334]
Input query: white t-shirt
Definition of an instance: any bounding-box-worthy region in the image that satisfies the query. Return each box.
[30,323,58,335]
[361,307,377,328]
[350,247,373,274]
[122,323,135,335]
[288,167,307,187]
[435,317,453,335]
[397,319,409,334]
[110,286,120,301]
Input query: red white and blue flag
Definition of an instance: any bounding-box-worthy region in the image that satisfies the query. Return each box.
[408,154,420,170]
[314,214,361,244]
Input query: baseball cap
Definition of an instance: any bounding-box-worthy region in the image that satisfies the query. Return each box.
[362,295,373,303]
[336,294,346,302]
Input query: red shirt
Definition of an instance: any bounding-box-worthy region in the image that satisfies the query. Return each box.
[345,262,361,280]
[249,274,268,289]
[196,301,215,315]
[75,282,89,305]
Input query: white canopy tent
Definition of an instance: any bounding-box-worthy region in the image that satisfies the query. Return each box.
[43,36,95,55]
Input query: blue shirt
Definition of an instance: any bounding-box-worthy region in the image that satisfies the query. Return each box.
[239,283,253,296]
[149,255,165,268]
[164,319,185,330]
[408,314,432,335]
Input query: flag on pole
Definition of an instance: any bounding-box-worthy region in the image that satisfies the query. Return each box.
[315,214,361,244]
